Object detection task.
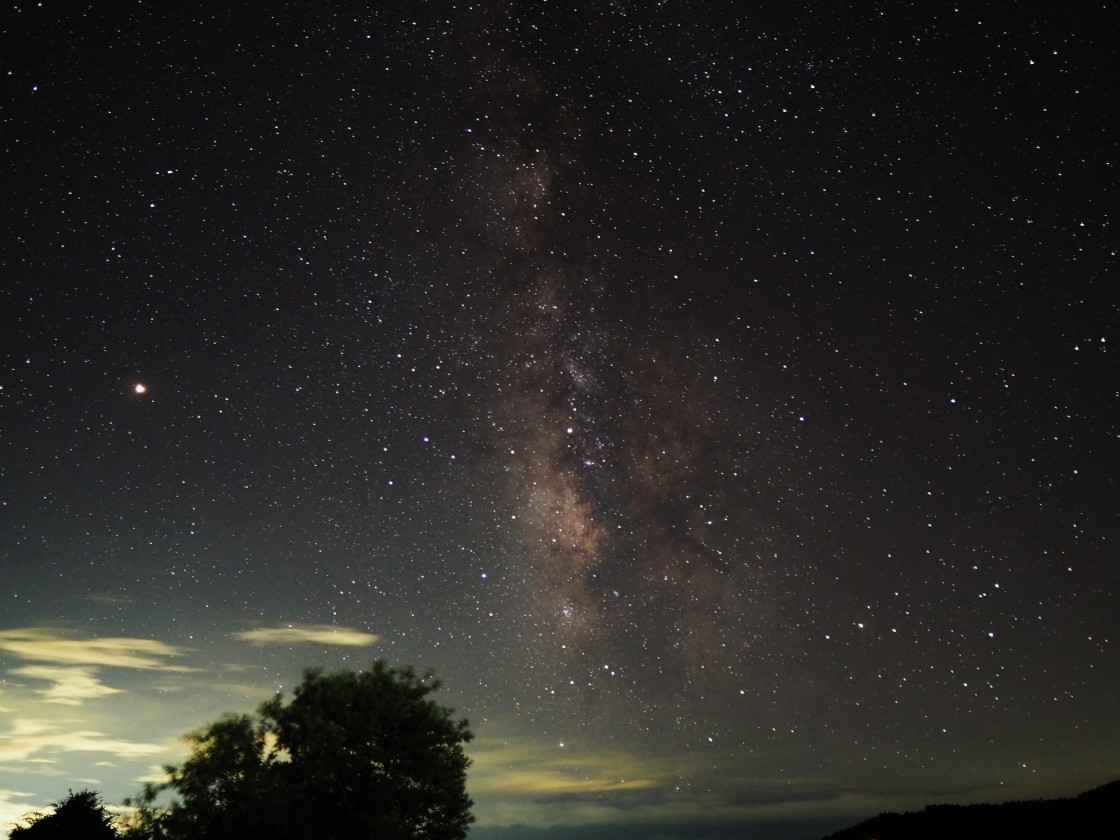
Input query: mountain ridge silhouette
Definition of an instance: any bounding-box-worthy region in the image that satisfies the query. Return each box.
[823,778,1120,839]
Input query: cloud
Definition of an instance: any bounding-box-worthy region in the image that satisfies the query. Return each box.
[0,718,165,764]
[466,734,910,831]
[10,666,124,705]
[0,789,37,837]
[133,764,172,785]
[471,738,659,796]
[233,625,380,647]
[0,628,191,670]
[469,737,670,827]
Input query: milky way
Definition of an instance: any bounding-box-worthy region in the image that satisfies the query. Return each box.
[445,36,788,715]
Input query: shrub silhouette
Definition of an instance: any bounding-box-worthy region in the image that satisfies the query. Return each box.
[10,789,119,839]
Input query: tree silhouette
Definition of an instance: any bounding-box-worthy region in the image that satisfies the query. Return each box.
[10,789,119,839]
[123,661,473,840]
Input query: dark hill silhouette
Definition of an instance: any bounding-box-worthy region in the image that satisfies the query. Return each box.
[823,779,1120,840]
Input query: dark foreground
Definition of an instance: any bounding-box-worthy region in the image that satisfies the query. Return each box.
[823,779,1120,840]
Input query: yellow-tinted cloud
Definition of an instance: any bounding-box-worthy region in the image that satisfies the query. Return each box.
[466,733,881,830]
[0,628,190,670]
[0,718,165,763]
[11,666,124,705]
[463,734,663,828]
[468,735,667,827]
[233,625,379,647]
[472,738,657,796]
[133,764,173,785]
[0,789,38,837]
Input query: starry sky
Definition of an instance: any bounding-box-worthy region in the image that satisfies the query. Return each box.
[1,2,1117,838]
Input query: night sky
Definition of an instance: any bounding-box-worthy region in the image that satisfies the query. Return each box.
[1,2,1117,838]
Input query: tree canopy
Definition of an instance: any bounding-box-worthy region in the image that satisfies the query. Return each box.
[124,661,473,840]
[10,789,119,839]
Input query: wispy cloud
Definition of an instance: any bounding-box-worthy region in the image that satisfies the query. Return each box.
[468,736,669,827]
[11,666,124,705]
[467,734,895,830]
[0,628,191,671]
[473,742,658,796]
[233,625,379,647]
[133,764,172,785]
[0,719,166,764]
[0,788,37,837]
